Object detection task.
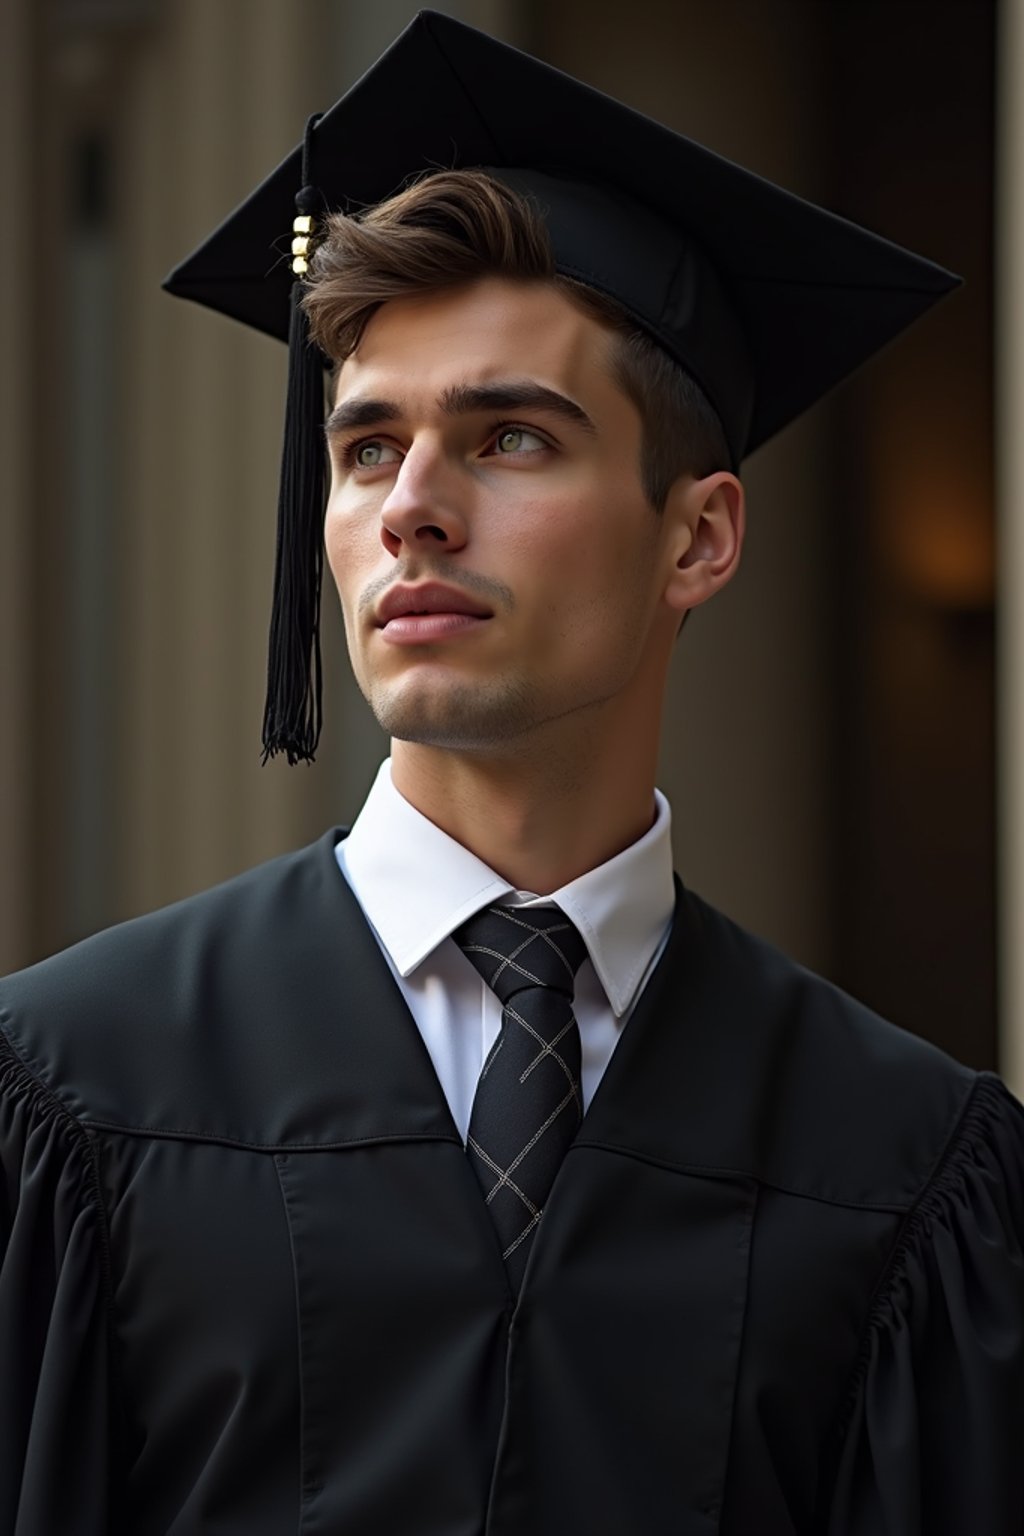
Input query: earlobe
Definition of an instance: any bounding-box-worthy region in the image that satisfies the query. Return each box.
[663,470,745,615]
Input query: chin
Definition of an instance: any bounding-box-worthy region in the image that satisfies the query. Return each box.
[366,674,539,751]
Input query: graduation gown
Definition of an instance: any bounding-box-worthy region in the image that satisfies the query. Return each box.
[1,830,1022,1535]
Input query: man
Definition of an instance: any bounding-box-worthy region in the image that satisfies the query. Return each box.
[2,13,1022,1535]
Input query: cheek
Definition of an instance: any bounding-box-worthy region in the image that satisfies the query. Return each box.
[322,500,345,578]
[324,489,378,598]
[564,524,664,652]
[521,488,655,596]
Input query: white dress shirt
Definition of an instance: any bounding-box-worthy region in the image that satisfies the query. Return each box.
[336,760,675,1141]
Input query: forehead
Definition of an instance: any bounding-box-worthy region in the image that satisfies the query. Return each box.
[332,277,618,408]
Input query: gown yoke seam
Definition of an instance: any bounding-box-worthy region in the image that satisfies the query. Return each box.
[78,1119,463,1153]
[571,1138,913,1213]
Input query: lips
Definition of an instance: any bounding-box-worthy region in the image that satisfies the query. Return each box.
[375,582,493,627]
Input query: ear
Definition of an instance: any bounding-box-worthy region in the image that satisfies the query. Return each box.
[661,470,745,617]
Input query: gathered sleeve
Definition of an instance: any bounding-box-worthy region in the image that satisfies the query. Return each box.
[0,1033,115,1535]
[828,1073,1024,1536]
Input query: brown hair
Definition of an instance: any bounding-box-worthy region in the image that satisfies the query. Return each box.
[303,170,730,510]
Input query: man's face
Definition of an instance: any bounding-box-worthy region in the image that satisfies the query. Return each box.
[324,276,683,754]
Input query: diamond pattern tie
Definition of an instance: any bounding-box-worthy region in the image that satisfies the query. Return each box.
[453,904,589,1292]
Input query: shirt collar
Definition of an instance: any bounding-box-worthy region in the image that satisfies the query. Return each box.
[340,759,675,1017]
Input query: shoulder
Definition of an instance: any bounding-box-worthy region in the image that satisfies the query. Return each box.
[664,886,982,1207]
[695,885,973,1079]
[0,830,352,1134]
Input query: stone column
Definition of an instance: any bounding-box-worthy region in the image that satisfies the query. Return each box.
[115,0,350,917]
[997,0,1024,1096]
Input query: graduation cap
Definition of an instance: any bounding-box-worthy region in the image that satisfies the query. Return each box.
[164,9,960,765]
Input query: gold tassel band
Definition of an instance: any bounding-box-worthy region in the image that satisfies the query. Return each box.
[291,213,318,276]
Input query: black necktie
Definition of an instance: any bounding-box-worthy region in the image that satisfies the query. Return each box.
[453,904,589,1292]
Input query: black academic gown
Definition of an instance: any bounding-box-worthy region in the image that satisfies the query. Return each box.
[1,830,1022,1536]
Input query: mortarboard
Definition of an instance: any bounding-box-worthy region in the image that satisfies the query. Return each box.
[163,9,960,765]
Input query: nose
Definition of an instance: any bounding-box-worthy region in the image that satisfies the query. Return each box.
[379,441,468,559]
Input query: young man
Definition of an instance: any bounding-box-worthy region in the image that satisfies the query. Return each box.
[2,14,1022,1535]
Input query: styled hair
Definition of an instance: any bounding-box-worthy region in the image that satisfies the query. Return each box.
[303,169,730,510]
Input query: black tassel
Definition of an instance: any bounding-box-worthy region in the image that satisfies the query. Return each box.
[262,119,326,765]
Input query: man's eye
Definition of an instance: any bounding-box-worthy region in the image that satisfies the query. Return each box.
[493,427,545,455]
[352,441,400,468]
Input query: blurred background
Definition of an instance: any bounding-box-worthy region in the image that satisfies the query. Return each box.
[2,0,1021,1089]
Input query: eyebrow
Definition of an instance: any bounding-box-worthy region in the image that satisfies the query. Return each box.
[324,379,598,439]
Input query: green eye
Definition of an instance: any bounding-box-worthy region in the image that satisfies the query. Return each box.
[496,427,546,454]
[356,442,385,467]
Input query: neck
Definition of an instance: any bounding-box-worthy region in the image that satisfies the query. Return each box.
[390,711,662,895]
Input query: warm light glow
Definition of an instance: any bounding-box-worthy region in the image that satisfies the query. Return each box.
[878,466,995,609]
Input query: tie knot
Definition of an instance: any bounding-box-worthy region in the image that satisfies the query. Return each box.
[453,904,588,1004]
